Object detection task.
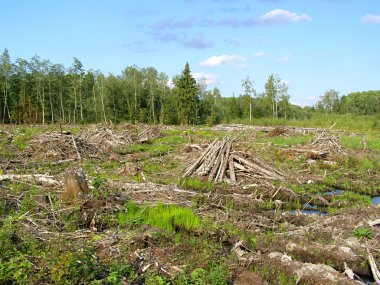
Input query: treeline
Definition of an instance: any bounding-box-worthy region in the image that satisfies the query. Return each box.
[0,48,378,125]
[315,89,380,115]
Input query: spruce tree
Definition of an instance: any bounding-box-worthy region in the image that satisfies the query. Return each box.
[175,63,198,125]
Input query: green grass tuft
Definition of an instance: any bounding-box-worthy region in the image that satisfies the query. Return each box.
[118,201,200,232]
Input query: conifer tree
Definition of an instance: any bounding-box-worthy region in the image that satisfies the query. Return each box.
[175,62,198,125]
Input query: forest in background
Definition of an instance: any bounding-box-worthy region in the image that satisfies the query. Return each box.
[1,48,379,126]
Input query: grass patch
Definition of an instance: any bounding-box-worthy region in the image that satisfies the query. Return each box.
[180,177,215,191]
[353,227,372,239]
[331,191,372,206]
[234,114,378,132]
[119,143,170,157]
[118,201,200,232]
[259,134,313,147]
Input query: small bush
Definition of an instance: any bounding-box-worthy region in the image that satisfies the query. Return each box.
[353,227,372,239]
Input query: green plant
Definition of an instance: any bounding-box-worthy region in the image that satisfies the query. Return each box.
[145,274,169,285]
[191,268,207,285]
[181,177,215,191]
[353,227,372,239]
[118,202,200,232]
[207,263,228,285]
[0,255,33,285]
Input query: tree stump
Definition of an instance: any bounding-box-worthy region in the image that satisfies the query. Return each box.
[62,169,89,202]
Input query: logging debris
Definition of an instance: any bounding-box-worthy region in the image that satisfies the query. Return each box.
[311,130,344,155]
[27,125,164,162]
[182,138,286,183]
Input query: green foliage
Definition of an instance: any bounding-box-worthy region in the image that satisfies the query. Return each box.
[49,250,107,284]
[120,143,170,157]
[175,63,199,125]
[0,255,33,285]
[207,263,228,285]
[278,272,298,285]
[353,227,372,239]
[260,134,313,147]
[181,177,215,191]
[118,201,200,232]
[145,274,169,285]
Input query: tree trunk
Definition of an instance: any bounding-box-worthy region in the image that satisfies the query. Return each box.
[60,82,65,122]
[101,82,107,123]
[2,80,7,124]
[134,74,137,122]
[73,87,77,124]
[49,80,54,124]
[79,77,83,122]
[42,82,45,125]
[249,100,252,123]
[92,84,98,122]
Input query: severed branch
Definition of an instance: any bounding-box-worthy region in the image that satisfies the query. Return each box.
[367,247,380,285]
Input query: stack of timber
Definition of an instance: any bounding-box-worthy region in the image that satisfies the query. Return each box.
[182,138,286,183]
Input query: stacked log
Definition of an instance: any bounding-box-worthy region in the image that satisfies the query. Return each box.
[182,138,286,183]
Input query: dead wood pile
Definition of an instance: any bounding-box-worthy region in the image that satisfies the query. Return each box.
[136,125,163,143]
[28,125,164,162]
[83,127,134,151]
[182,138,286,183]
[281,130,344,160]
[310,130,344,155]
[29,132,101,161]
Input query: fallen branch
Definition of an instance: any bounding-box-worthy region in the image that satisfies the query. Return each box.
[367,248,380,284]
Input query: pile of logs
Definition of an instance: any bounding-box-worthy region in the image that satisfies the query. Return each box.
[182,138,286,183]
[311,131,344,155]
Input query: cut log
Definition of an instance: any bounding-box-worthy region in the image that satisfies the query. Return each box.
[233,154,285,181]
[367,248,380,285]
[182,138,218,178]
[208,141,227,182]
[228,157,236,183]
[216,142,232,183]
[71,135,82,161]
[62,169,89,202]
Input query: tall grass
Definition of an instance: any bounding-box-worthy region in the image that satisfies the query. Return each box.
[118,201,200,232]
[231,114,379,132]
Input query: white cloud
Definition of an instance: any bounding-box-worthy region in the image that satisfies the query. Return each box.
[259,9,311,24]
[192,72,218,85]
[362,14,380,24]
[276,53,293,62]
[198,54,247,67]
[254,51,267,57]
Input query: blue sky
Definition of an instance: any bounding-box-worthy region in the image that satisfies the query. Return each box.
[1,0,379,106]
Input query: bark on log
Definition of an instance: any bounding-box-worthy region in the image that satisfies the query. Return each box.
[228,157,236,183]
[233,154,284,181]
[208,141,227,182]
[216,142,232,183]
[62,170,89,202]
[182,138,218,178]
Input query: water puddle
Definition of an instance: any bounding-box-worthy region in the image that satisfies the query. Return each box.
[323,189,344,196]
[372,196,380,205]
[290,209,327,216]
